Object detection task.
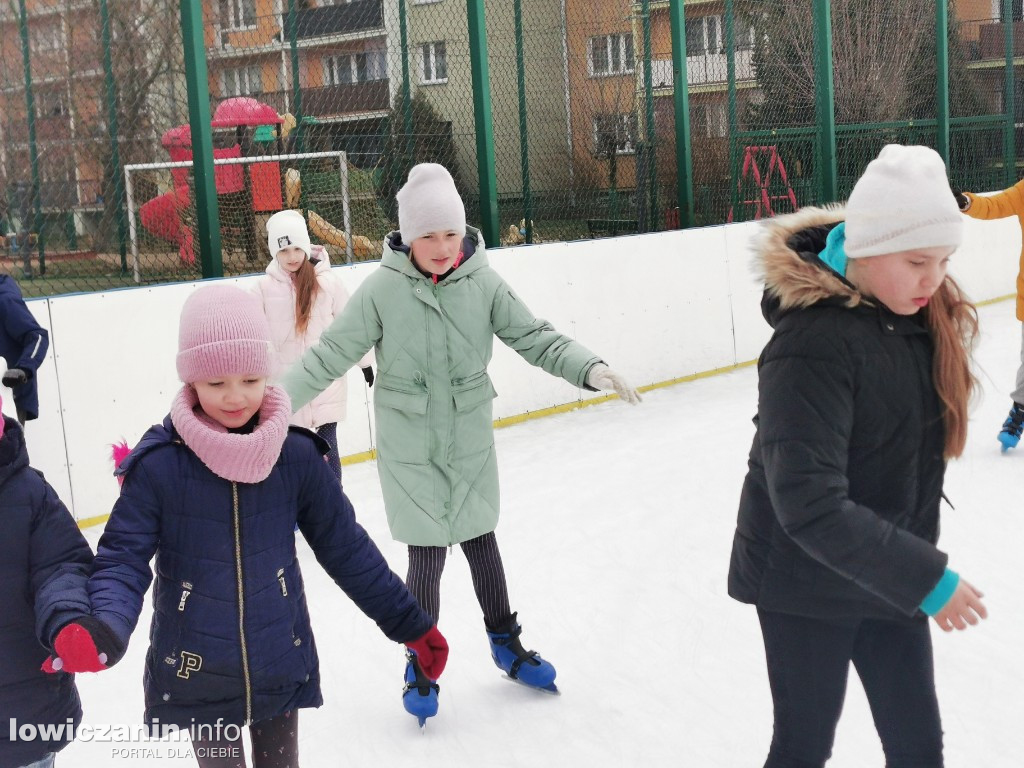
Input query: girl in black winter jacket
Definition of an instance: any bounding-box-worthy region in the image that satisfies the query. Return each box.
[728,145,987,768]
[0,396,92,768]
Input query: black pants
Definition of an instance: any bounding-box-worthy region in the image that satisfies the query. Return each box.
[757,609,943,768]
[406,531,512,630]
[315,422,341,483]
[192,711,298,768]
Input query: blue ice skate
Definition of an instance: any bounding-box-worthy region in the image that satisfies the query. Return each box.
[486,613,559,694]
[402,650,439,728]
[998,402,1024,452]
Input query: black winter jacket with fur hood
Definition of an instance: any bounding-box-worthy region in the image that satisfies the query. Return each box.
[728,207,948,621]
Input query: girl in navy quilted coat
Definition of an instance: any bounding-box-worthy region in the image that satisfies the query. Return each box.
[46,285,447,768]
[0,394,92,768]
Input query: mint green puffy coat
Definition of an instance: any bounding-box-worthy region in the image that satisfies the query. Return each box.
[282,228,601,546]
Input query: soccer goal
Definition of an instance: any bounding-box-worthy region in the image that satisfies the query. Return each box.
[124,150,352,282]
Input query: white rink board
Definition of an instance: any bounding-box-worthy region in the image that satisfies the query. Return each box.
[27,214,1021,520]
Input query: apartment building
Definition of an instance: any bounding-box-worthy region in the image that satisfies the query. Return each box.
[204,0,395,167]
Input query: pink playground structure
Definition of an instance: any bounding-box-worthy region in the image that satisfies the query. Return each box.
[138,97,284,265]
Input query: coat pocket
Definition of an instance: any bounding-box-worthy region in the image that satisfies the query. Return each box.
[451,374,497,458]
[374,384,430,464]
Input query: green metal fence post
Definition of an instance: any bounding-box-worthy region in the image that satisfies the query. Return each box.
[641,0,657,231]
[935,0,950,164]
[180,0,222,277]
[287,0,304,153]
[467,0,499,246]
[1004,0,1016,185]
[513,0,534,243]
[398,0,414,157]
[812,0,837,202]
[17,0,44,277]
[99,0,128,273]
[725,0,739,218]
[668,0,694,228]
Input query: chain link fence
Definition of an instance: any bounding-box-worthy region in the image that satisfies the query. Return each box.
[0,0,1020,296]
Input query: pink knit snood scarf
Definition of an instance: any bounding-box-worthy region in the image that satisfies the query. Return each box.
[170,384,292,483]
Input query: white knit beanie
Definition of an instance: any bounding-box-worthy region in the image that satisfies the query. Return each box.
[266,209,311,259]
[396,163,466,242]
[844,144,963,259]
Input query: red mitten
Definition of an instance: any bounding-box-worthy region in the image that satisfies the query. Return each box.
[406,625,449,680]
[41,618,122,674]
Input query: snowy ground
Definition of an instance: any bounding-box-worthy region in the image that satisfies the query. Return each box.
[65,299,1024,768]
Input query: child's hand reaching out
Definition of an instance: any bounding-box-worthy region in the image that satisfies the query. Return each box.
[932,578,987,632]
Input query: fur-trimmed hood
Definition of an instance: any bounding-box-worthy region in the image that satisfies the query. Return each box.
[755,205,870,327]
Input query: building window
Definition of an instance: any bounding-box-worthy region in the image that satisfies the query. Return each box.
[30,22,62,53]
[220,0,257,29]
[686,16,720,56]
[691,102,727,138]
[37,91,66,117]
[588,34,634,76]
[420,41,447,84]
[686,16,754,55]
[593,113,637,155]
[222,65,263,96]
[324,50,387,85]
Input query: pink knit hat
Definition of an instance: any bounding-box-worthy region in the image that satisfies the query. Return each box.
[176,284,271,383]
[0,394,5,440]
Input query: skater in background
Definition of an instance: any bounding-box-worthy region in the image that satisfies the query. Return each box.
[0,392,94,768]
[728,145,987,768]
[253,209,374,482]
[952,178,1024,450]
[44,285,447,765]
[0,273,49,425]
[281,163,641,725]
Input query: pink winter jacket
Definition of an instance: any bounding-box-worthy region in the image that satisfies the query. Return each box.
[253,245,371,430]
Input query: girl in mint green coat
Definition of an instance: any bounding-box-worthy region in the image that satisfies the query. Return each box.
[281,163,639,723]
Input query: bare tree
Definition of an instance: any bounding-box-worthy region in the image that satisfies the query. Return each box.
[743,0,940,125]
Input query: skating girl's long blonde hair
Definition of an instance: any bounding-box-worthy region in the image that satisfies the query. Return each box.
[292,258,320,336]
[925,275,979,459]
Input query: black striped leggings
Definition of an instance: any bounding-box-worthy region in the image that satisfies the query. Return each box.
[406,531,512,631]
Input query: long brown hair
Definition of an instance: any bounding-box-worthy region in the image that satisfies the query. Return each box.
[292,257,319,335]
[924,275,979,459]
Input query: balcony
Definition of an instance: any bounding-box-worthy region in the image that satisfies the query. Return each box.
[217,80,390,120]
[210,2,385,58]
[977,21,1024,60]
[645,48,754,90]
[296,0,383,40]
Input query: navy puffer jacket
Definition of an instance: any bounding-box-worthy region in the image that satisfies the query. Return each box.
[89,416,432,727]
[0,417,92,768]
[0,276,49,421]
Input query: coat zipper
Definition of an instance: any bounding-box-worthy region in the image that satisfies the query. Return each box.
[429,282,455,548]
[232,482,253,724]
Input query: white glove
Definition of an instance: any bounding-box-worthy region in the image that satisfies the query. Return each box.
[586,364,642,405]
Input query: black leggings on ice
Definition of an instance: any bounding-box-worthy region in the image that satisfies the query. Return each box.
[406,531,513,630]
[757,609,943,768]
[191,711,298,768]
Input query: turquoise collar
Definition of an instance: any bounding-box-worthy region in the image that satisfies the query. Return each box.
[818,222,847,277]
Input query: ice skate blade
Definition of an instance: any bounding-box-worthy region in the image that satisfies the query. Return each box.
[502,674,561,695]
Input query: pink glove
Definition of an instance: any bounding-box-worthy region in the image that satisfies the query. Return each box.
[406,625,449,680]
